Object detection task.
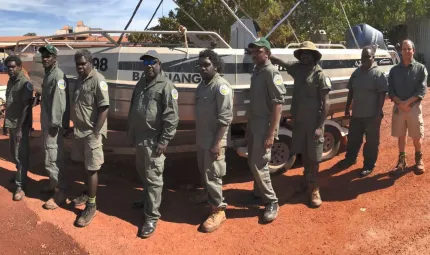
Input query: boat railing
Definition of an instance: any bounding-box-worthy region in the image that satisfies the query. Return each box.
[286,43,346,49]
[14,30,232,52]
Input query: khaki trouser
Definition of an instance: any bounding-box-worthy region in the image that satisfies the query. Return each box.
[391,103,424,139]
[247,132,278,204]
[9,127,30,188]
[197,147,227,209]
[136,145,165,221]
[43,127,66,190]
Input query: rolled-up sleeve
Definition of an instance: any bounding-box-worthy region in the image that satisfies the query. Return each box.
[413,67,427,99]
[159,82,179,145]
[215,83,234,126]
[267,70,286,104]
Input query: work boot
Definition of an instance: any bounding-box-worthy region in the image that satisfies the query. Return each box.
[188,190,208,204]
[43,189,66,210]
[72,192,89,206]
[308,184,322,208]
[139,220,158,239]
[263,202,279,223]
[415,152,425,175]
[13,187,25,201]
[75,202,97,227]
[201,209,226,233]
[390,154,407,176]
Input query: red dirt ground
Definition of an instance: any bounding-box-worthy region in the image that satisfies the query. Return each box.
[1,73,430,254]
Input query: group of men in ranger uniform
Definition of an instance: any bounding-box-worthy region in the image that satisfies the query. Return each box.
[4,37,427,239]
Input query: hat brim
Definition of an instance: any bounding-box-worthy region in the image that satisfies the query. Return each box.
[294,48,322,62]
[139,54,159,60]
[248,42,269,49]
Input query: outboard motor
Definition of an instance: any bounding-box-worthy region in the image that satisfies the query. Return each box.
[346,24,387,50]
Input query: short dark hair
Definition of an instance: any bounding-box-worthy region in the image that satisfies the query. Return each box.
[402,39,416,51]
[4,55,22,67]
[199,49,224,73]
[75,49,93,63]
[362,45,376,56]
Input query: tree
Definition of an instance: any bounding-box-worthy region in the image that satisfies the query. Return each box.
[24,32,37,36]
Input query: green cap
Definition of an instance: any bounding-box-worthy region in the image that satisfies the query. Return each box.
[248,37,271,49]
[38,44,57,55]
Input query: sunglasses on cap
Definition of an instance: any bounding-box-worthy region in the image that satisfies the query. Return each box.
[142,59,158,66]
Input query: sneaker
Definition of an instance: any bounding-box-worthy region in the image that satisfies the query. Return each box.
[263,203,279,223]
[415,152,425,175]
[360,169,373,177]
[75,202,97,227]
[43,189,66,210]
[390,154,407,176]
[72,192,89,206]
[309,185,322,208]
[201,210,226,233]
[13,187,25,201]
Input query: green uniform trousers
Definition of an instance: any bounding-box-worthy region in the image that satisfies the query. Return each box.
[197,147,227,209]
[247,132,278,204]
[43,127,66,190]
[136,145,165,221]
[9,127,30,188]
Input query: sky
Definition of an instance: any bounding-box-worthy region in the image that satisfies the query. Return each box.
[0,0,177,36]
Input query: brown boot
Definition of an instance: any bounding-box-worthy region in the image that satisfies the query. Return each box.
[415,152,425,175]
[13,187,25,201]
[43,189,66,210]
[308,184,322,208]
[201,209,226,233]
[390,154,407,176]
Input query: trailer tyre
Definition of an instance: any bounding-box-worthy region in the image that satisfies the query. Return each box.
[321,125,341,161]
[269,135,296,175]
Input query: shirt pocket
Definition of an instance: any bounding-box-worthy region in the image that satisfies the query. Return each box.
[145,91,162,124]
[81,88,94,106]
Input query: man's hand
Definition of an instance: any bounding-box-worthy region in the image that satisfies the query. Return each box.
[48,127,58,137]
[210,143,221,161]
[314,127,323,139]
[94,130,100,139]
[16,129,22,144]
[156,143,167,157]
[344,108,351,117]
[264,133,275,150]
[398,101,411,112]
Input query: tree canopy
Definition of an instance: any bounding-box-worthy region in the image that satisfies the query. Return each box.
[127,0,430,47]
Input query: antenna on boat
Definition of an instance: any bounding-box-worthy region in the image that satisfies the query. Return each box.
[144,0,164,31]
[117,0,144,44]
[219,0,257,40]
[265,0,303,38]
[287,19,300,43]
[338,0,360,49]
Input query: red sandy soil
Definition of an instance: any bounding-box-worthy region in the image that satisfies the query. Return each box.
[0,77,430,254]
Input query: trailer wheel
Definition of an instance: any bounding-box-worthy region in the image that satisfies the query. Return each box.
[321,125,341,161]
[269,135,296,175]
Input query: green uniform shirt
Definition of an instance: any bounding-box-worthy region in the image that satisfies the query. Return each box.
[347,64,388,118]
[248,61,286,136]
[72,68,110,138]
[388,60,427,101]
[41,64,70,129]
[128,72,179,146]
[5,71,33,128]
[196,73,233,150]
[286,63,331,123]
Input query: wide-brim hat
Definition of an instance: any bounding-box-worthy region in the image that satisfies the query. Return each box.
[293,41,322,62]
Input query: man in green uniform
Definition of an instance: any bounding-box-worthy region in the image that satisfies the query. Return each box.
[247,37,286,223]
[127,50,179,238]
[338,46,388,177]
[388,39,427,175]
[71,49,109,227]
[4,56,33,201]
[195,49,233,232]
[271,41,331,208]
[39,45,70,210]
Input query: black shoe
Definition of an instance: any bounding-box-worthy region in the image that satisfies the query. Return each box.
[75,202,97,227]
[139,220,157,239]
[360,169,373,177]
[263,203,279,223]
[72,192,89,206]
